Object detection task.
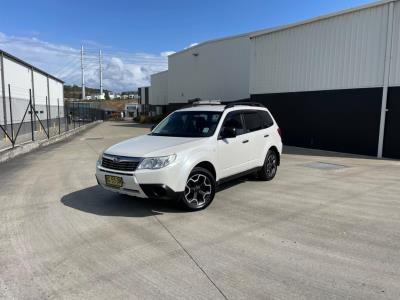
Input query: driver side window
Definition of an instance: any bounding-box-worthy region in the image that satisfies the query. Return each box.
[221,112,246,136]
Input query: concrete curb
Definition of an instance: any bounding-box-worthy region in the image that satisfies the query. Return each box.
[0,121,102,164]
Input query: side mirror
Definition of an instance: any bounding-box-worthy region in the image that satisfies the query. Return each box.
[150,124,156,131]
[220,127,236,139]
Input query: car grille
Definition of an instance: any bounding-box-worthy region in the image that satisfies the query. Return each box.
[101,155,140,172]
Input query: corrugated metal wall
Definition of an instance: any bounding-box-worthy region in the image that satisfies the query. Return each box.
[49,78,64,118]
[168,35,250,103]
[0,58,4,125]
[250,3,390,95]
[389,1,400,86]
[33,71,49,122]
[150,71,168,106]
[0,55,64,125]
[1,57,32,124]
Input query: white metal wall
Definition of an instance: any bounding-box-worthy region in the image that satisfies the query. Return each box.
[168,35,250,103]
[389,0,400,86]
[49,78,64,117]
[0,59,3,125]
[0,55,64,125]
[33,71,48,106]
[2,57,32,124]
[33,71,49,122]
[150,71,168,105]
[250,3,390,95]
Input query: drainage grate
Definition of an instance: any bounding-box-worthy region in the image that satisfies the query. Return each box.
[304,162,347,170]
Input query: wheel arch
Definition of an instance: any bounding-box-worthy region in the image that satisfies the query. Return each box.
[269,146,280,166]
[193,161,217,180]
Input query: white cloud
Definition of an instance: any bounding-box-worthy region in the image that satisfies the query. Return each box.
[0,32,171,91]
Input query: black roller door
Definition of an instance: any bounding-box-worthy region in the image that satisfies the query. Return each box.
[251,88,382,156]
[383,87,400,159]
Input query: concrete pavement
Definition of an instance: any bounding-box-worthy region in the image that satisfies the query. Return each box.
[1,121,399,299]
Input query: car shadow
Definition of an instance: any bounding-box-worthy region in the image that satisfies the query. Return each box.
[216,174,259,193]
[61,185,186,217]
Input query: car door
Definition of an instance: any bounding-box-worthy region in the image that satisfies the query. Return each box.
[217,111,251,179]
[242,110,268,168]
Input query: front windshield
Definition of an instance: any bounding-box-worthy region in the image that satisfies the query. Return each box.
[151,111,222,138]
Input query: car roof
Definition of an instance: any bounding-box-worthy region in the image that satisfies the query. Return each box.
[178,105,226,112]
[177,104,267,113]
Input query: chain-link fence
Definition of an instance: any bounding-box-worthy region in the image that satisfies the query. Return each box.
[0,86,104,151]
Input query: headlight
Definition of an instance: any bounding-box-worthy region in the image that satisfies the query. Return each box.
[97,151,104,166]
[137,154,176,170]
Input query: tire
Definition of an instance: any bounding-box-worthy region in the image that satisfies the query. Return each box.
[179,167,216,211]
[257,150,278,181]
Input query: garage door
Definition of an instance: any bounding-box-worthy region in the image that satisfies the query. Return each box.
[383,87,400,159]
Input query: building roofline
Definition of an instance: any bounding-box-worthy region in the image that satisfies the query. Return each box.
[169,31,259,58]
[250,0,397,39]
[151,70,168,77]
[0,49,64,83]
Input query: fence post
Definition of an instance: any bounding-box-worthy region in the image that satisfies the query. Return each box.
[1,52,7,132]
[46,96,50,138]
[29,89,34,141]
[73,102,76,129]
[78,102,81,127]
[57,98,61,135]
[30,66,37,134]
[65,105,68,132]
[8,84,14,145]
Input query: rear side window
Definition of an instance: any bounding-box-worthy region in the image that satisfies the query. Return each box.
[243,112,263,132]
[258,111,274,128]
[222,112,246,136]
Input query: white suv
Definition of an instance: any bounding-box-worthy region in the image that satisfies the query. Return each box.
[96,102,282,211]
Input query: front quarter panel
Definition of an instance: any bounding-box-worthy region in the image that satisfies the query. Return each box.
[134,138,217,193]
[176,139,218,191]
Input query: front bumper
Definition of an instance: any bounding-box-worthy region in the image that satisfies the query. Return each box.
[95,165,184,199]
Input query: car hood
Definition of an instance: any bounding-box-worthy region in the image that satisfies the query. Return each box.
[104,134,204,157]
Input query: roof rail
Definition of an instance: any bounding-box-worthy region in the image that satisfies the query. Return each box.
[185,99,222,107]
[224,101,265,109]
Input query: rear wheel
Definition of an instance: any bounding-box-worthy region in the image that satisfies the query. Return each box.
[258,150,278,181]
[180,167,216,211]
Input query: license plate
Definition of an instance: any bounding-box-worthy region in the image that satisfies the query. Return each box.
[105,175,123,188]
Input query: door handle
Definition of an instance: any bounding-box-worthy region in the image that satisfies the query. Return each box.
[242,139,249,144]
[264,134,269,138]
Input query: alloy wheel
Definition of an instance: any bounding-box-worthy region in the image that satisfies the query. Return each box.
[266,152,277,178]
[184,174,212,207]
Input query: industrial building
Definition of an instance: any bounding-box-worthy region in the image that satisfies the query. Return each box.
[0,49,64,148]
[148,34,252,113]
[250,0,400,158]
[167,33,251,111]
[138,86,150,114]
[147,0,400,159]
[149,70,168,115]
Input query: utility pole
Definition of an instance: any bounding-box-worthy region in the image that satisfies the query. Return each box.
[81,45,85,100]
[99,49,103,97]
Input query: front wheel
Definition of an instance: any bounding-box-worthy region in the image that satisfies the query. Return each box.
[257,150,278,181]
[179,167,216,211]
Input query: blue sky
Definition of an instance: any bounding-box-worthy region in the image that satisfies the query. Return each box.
[0,0,375,91]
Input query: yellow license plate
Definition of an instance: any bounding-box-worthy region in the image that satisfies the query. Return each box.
[105,175,123,188]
